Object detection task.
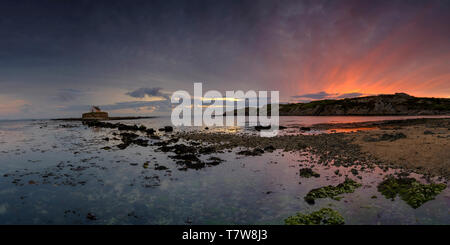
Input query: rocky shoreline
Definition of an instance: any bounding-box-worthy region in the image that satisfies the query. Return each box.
[76,116,449,221]
[2,117,448,224]
[80,117,450,180]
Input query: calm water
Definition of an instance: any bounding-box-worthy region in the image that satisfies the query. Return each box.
[0,116,448,224]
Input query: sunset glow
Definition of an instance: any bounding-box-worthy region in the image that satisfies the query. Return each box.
[0,0,448,119]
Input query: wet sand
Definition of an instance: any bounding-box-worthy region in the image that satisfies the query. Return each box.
[350,123,450,178]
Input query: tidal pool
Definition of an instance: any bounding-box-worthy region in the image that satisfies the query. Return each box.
[0,118,448,224]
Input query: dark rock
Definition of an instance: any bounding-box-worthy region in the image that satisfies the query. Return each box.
[264,145,276,152]
[237,148,265,156]
[255,125,271,131]
[299,168,320,178]
[154,165,168,170]
[198,146,216,154]
[86,213,97,220]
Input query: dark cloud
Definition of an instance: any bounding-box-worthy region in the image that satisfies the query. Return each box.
[336,92,364,99]
[126,88,168,99]
[63,100,171,113]
[53,89,84,102]
[291,91,336,100]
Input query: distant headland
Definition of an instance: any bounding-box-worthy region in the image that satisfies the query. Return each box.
[225,93,450,116]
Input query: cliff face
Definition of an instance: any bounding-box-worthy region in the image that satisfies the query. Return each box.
[279,93,450,116]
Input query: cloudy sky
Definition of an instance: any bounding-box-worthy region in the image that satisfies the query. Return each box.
[0,0,449,119]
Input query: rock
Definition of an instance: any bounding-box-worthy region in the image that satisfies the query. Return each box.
[86,213,97,220]
[424,130,434,135]
[300,127,311,131]
[159,126,174,132]
[264,145,276,152]
[304,178,362,204]
[299,168,320,178]
[198,146,216,154]
[377,175,446,208]
[154,165,168,170]
[255,125,271,131]
[237,148,265,156]
[285,208,344,225]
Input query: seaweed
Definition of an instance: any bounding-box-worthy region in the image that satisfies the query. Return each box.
[377,176,446,209]
[285,208,344,225]
[304,178,362,204]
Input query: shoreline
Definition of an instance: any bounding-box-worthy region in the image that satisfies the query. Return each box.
[77,117,450,179]
[176,117,450,179]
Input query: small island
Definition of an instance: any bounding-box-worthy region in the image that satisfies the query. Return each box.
[82,106,109,120]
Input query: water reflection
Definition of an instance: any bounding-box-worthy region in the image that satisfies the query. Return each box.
[0,117,448,224]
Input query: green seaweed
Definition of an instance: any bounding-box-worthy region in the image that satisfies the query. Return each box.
[285,208,345,225]
[304,178,362,204]
[377,176,446,209]
[299,168,320,178]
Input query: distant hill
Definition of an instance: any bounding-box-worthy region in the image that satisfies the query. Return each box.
[225,93,450,116]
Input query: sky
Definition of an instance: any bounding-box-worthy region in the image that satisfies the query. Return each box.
[0,0,449,119]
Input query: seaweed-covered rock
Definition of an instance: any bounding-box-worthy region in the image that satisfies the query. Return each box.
[170,154,205,170]
[377,176,446,208]
[350,168,359,175]
[285,208,344,225]
[299,168,320,178]
[304,178,362,204]
[237,148,264,156]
